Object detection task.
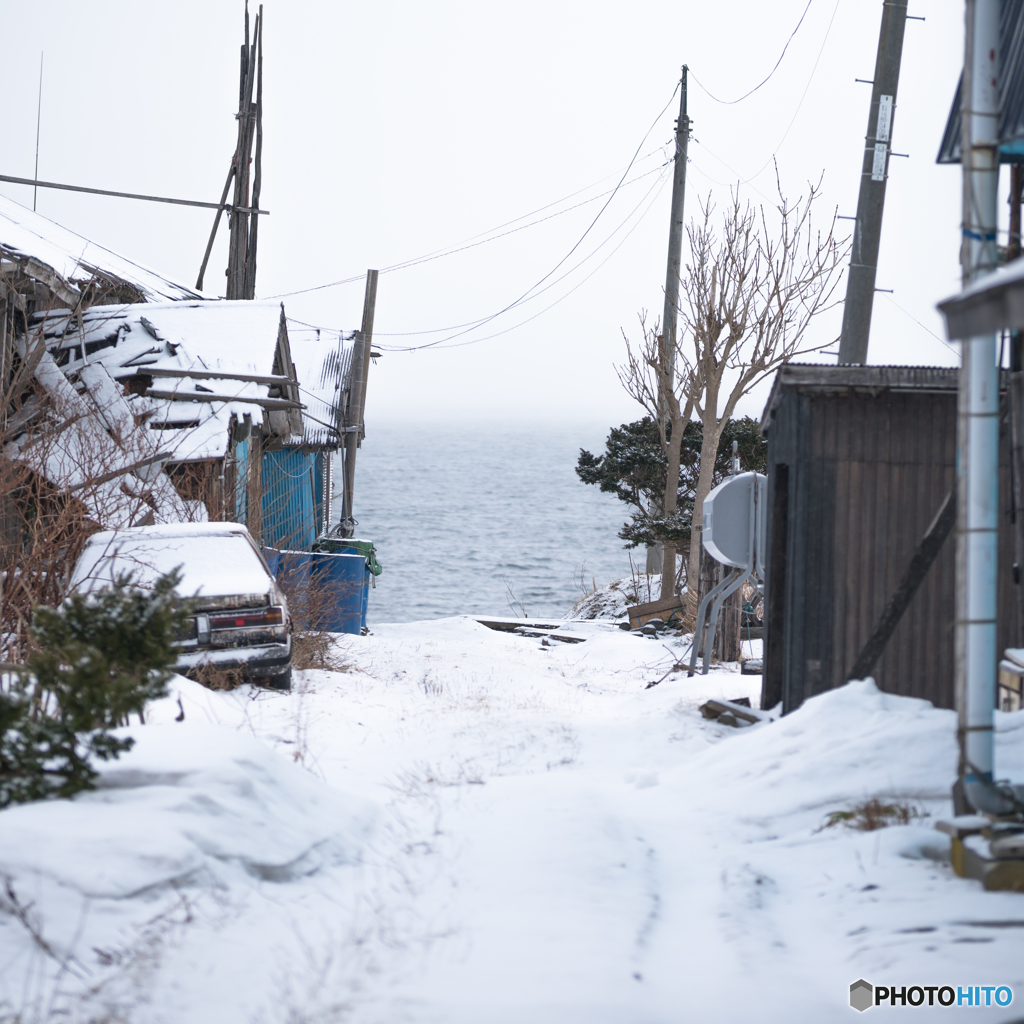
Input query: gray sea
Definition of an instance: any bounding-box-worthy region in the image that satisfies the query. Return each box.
[350,421,639,624]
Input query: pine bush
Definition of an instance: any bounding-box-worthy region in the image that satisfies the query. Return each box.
[0,570,187,808]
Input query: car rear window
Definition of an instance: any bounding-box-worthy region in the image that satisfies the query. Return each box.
[72,533,272,599]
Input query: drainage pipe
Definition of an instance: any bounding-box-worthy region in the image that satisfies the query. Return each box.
[958,0,1009,814]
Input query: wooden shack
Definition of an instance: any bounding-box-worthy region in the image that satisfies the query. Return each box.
[760,364,1022,713]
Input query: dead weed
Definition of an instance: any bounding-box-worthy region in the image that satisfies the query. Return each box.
[817,797,924,833]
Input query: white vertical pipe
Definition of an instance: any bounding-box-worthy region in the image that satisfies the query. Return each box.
[958,0,1002,805]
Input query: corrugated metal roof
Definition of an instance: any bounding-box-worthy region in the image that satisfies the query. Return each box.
[937,0,1024,164]
[760,364,960,432]
[288,327,355,448]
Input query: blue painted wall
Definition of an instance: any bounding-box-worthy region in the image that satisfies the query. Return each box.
[261,448,323,551]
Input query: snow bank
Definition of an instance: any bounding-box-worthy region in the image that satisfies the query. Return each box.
[676,678,959,828]
[0,722,375,900]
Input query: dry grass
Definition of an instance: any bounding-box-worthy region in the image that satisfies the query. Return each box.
[292,631,343,672]
[187,661,246,691]
[818,798,923,833]
[273,558,355,674]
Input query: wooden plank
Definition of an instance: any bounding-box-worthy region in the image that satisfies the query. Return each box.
[195,162,235,290]
[139,367,298,387]
[144,389,302,410]
[474,616,570,632]
[512,627,589,645]
[626,593,687,628]
[847,489,955,681]
[699,697,771,725]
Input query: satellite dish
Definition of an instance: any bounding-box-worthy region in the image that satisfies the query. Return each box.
[702,471,766,570]
[688,470,768,677]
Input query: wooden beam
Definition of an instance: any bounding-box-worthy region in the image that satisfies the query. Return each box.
[134,367,298,387]
[196,163,235,291]
[144,389,302,410]
[847,488,956,681]
[0,174,268,215]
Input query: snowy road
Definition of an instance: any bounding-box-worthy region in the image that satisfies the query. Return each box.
[2,616,1024,1022]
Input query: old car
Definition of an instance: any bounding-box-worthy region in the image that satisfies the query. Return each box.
[70,522,292,690]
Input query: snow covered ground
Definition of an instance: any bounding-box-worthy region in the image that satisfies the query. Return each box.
[2,617,1024,1023]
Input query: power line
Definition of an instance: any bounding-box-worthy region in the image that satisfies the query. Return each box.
[286,163,672,353]
[879,293,960,358]
[733,0,842,184]
[689,0,814,105]
[373,161,670,312]
[278,78,684,354]
[266,147,669,301]
[387,80,684,352]
[369,165,670,338]
[376,166,672,352]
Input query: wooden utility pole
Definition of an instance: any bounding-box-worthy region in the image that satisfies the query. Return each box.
[837,0,908,364]
[227,3,263,299]
[195,3,264,297]
[655,67,690,597]
[340,270,379,537]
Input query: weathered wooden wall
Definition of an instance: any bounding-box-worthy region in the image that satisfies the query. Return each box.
[762,367,1022,713]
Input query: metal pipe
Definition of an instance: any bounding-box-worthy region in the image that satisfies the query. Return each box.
[958,0,1005,813]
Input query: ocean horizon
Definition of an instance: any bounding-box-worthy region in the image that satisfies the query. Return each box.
[349,419,643,624]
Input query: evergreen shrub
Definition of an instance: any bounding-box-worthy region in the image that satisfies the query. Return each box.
[0,570,186,808]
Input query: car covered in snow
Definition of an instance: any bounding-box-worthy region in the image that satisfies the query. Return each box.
[69,522,293,690]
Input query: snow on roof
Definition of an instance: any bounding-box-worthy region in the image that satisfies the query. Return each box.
[288,326,355,447]
[0,192,201,304]
[34,300,292,462]
[85,522,252,545]
[6,339,193,529]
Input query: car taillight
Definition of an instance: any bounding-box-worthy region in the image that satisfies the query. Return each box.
[209,607,285,631]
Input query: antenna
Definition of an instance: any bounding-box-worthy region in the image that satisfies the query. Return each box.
[33,53,43,211]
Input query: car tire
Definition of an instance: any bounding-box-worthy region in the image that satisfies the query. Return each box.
[264,668,292,691]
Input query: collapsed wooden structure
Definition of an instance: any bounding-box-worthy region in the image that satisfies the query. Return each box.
[0,197,359,549]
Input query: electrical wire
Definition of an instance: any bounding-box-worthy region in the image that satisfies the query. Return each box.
[370,162,670,333]
[402,168,672,352]
[733,0,842,184]
[367,165,671,338]
[879,293,961,358]
[265,147,669,301]
[387,81,681,350]
[274,79,682,352]
[687,0,839,198]
[688,0,814,105]
[376,165,672,352]
[285,163,671,352]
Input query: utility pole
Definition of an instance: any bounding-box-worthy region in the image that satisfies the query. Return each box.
[205,1,263,300]
[837,0,909,364]
[340,270,379,537]
[651,67,691,596]
[956,0,1001,811]
[661,67,690,380]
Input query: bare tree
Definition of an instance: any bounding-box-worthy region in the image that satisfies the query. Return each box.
[617,314,697,602]
[618,173,845,606]
[679,180,844,599]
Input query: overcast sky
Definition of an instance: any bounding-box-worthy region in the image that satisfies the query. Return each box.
[2,0,966,428]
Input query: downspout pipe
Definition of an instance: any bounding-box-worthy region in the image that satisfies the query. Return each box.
[959,0,1012,815]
